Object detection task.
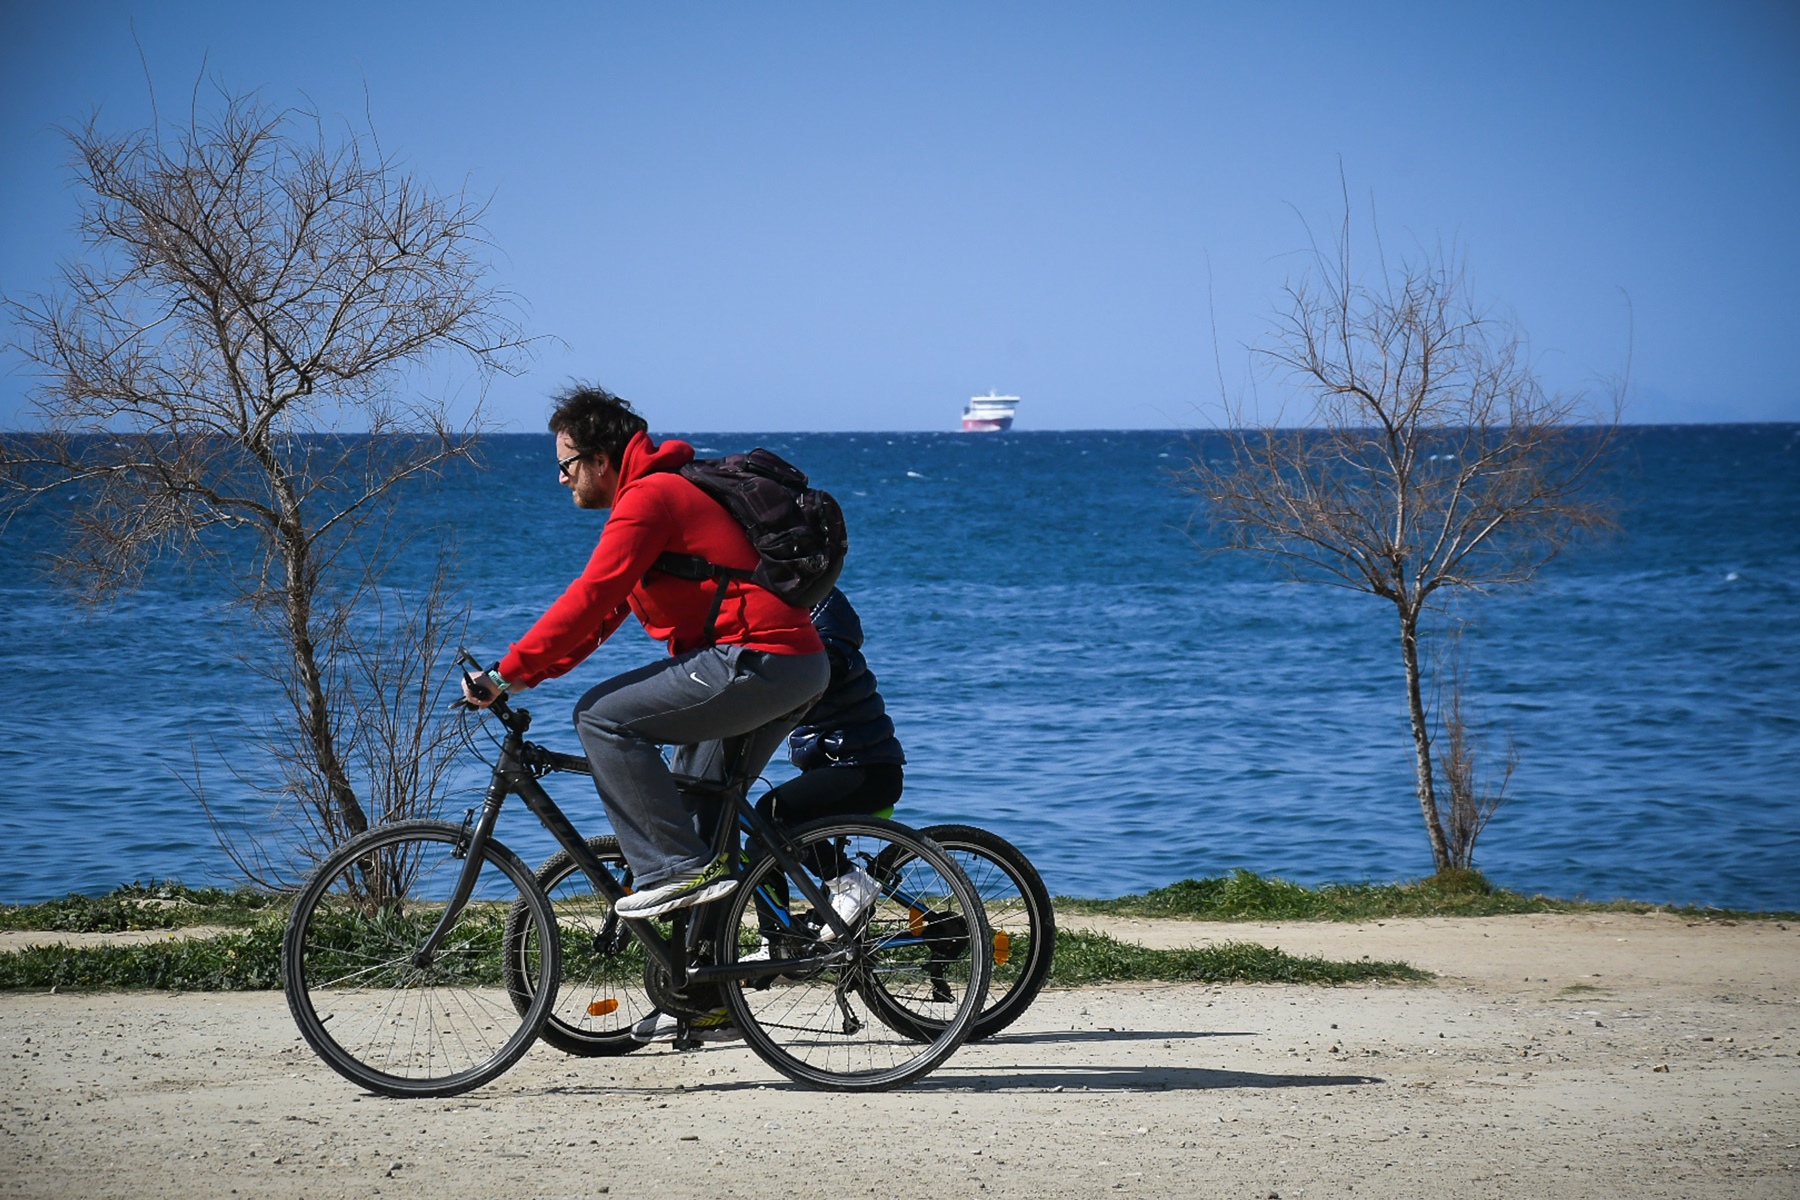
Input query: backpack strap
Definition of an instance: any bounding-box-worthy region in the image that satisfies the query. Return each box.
[651,552,755,645]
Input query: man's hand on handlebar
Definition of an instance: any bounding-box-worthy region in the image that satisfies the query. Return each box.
[454,651,512,711]
[460,671,500,709]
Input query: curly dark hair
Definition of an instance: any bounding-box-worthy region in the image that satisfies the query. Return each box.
[547,383,649,465]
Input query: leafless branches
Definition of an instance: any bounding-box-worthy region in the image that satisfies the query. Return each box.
[2,84,526,883]
[199,546,473,895]
[1185,214,1615,873]
[1433,627,1517,870]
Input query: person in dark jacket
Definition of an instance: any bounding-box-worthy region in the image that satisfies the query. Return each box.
[636,587,904,1037]
[735,588,905,961]
[758,587,906,829]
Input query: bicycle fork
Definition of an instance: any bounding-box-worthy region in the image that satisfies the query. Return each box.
[411,785,507,968]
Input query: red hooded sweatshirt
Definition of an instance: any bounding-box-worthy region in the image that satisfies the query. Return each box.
[496,432,824,688]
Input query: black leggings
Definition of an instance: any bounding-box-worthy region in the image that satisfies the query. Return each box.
[754,763,904,890]
[755,763,905,830]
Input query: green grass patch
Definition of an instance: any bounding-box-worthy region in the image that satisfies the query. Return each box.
[1057,868,1799,923]
[0,923,1420,991]
[0,921,284,990]
[1047,929,1427,987]
[0,881,278,933]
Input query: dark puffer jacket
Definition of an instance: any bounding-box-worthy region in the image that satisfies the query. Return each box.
[786,589,906,770]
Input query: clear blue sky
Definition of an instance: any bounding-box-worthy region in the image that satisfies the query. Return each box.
[2,1,1796,431]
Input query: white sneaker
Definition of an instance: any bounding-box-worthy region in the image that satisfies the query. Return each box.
[818,866,880,942]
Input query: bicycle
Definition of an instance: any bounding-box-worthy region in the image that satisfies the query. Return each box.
[514,811,1054,1057]
[280,660,992,1098]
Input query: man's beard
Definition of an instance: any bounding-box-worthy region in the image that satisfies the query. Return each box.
[572,478,609,509]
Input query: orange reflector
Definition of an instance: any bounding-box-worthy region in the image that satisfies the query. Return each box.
[587,998,619,1017]
[992,930,1012,966]
[908,907,926,937]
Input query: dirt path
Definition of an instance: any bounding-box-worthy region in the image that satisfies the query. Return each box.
[2,914,1795,1199]
[1064,908,1800,998]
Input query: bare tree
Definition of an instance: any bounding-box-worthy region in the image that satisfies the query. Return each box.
[1433,626,1517,871]
[1,85,525,888]
[1184,212,1615,873]
[205,551,477,890]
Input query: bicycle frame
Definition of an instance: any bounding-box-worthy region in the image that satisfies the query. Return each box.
[417,693,860,993]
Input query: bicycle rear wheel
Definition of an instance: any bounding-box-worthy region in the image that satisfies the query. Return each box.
[916,824,1056,1041]
[718,817,990,1091]
[503,835,655,1056]
[282,820,559,1098]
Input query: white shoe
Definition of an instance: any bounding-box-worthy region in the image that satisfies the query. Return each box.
[818,866,880,942]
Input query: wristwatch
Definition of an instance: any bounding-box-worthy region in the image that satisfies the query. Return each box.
[484,667,511,694]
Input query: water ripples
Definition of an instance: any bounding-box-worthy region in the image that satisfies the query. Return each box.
[1,426,1795,908]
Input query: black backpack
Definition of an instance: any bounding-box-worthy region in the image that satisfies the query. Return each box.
[651,448,847,643]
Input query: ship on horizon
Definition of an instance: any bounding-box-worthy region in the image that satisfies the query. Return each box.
[961,391,1018,432]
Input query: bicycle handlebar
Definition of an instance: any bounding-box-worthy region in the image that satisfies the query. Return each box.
[454,649,533,734]
[454,649,498,703]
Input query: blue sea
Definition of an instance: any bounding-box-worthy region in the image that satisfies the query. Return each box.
[2,426,1796,909]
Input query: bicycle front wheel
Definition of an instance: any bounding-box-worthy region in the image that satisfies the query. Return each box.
[718,817,991,1091]
[504,835,655,1056]
[282,820,560,1098]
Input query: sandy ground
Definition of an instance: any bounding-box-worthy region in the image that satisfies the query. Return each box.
[2,911,1796,1199]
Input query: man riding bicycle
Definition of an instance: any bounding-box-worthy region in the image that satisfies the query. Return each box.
[460,385,829,921]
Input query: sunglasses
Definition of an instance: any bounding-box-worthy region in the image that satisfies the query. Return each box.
[557,451,585,479]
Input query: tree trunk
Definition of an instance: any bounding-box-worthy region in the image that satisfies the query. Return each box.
[1399,607,1452,872]
[276,504,370,842]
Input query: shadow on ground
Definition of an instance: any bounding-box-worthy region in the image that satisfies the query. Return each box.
[984,1029,1255,1045]
[539,1063,1381,1097]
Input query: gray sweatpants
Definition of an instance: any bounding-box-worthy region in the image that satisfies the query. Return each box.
[573,645,829,888]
